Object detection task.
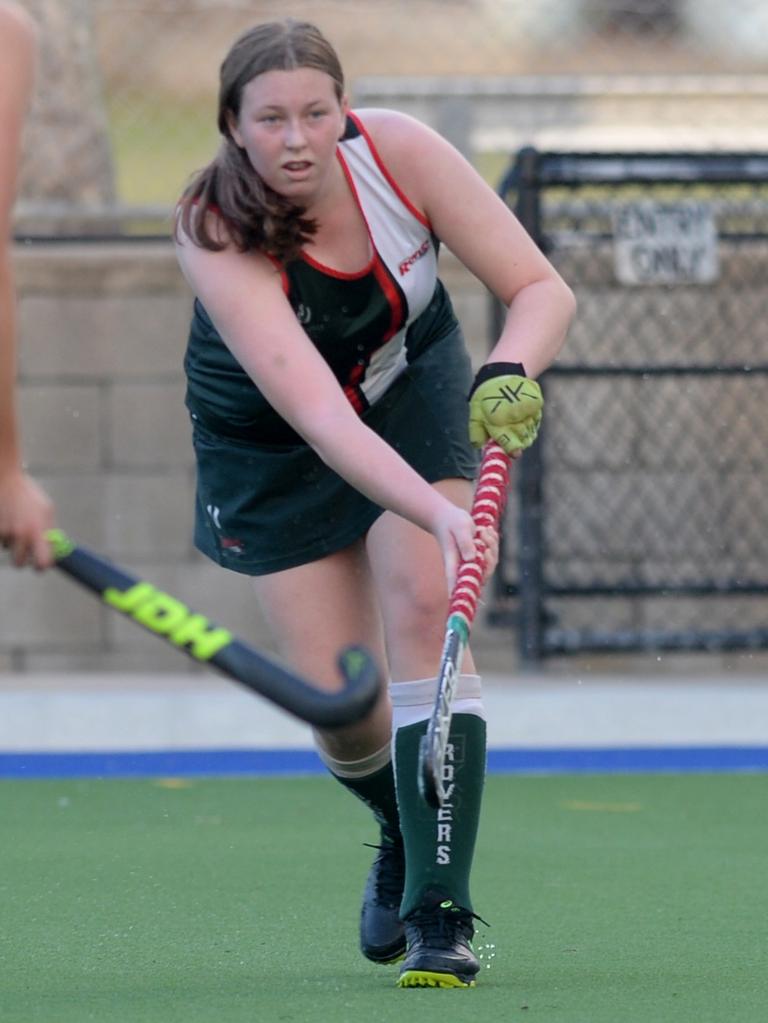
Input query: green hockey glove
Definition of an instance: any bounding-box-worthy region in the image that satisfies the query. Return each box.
[468,362,543,454]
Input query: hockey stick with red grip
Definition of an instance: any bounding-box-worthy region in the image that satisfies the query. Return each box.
[418,442,512,807]
[45,529,381,729]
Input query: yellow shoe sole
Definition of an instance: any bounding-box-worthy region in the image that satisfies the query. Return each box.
[397,970,476,989]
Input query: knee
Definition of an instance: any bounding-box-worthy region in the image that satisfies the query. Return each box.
[387,574,448,644]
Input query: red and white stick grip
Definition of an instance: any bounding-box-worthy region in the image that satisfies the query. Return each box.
[448,441,511,625]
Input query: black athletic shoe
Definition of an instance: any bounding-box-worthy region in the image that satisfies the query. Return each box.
[397,890,484,988]
[359,825,406,964]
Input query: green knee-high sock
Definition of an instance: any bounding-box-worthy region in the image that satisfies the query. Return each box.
[394,712,486,915]
[322,752,400,836]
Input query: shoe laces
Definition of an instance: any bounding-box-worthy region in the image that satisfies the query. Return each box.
[363,828,405,904]
[405,898,489,949]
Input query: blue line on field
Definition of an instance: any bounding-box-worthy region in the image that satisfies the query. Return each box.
[0,749,323,779]
[487,746,768,774]
[1,746,768,779]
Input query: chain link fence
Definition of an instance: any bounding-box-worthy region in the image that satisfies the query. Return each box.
[493,150,768,661]
[13,0,768,232]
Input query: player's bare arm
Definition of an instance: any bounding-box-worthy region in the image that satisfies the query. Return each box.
[356,109,576,378]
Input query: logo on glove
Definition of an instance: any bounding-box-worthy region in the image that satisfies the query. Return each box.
[468,370,544,455]
[480,379,541,414]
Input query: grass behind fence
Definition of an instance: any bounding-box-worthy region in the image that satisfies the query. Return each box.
[106,93,510,209]
[107,97,218,207]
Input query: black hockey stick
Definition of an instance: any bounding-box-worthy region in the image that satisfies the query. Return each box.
[45,529,380,729]
[418,442,512,807]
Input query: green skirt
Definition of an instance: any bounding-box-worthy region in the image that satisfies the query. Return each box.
[190,324,478,576]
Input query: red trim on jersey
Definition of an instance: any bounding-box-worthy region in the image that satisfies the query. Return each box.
[336,146,405,338]
[371,255,404,341]
[347,111,432,230]
[343,364,367,413]
[300,247,375,280]
[292,151,377,279]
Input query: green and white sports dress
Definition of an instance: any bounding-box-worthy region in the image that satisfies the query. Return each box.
[184,112,478,575]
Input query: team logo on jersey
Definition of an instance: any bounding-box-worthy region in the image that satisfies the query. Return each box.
[206,504,245,555]
[297,303,312,324]
[398,239,431,276]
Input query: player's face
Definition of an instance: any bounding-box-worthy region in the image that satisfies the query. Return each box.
[228,67,347,205]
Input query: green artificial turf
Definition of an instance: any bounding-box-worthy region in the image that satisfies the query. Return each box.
[1,773,766,1022]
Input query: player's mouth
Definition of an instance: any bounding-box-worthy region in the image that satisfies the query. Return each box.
[282,160,313,177]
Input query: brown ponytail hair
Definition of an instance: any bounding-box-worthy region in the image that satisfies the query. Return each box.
[176,19,345,264]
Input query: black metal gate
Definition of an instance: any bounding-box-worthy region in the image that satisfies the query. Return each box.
[490,149,768,664]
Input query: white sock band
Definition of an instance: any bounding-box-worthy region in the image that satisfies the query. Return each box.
[390,674,485,731]
[315,739,392,780]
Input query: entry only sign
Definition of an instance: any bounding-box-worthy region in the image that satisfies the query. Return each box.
[613,200,719,286]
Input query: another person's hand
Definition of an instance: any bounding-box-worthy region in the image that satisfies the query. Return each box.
[0,467,55,568]
[468,362,543,456]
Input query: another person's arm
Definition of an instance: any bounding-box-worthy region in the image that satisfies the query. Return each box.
[0,4,55,568]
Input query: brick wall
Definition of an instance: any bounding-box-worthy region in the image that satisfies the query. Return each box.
[1,241,502,673]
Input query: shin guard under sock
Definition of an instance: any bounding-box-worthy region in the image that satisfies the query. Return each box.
[390,676,486,916]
